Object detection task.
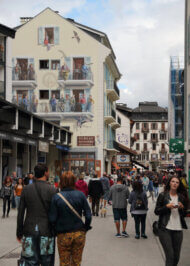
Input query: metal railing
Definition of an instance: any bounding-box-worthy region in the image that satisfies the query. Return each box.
[58,69,93,81]
[37,100,94,113]
[12,67,36,81]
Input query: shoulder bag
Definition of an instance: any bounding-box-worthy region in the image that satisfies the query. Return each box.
[57,192,92,231]
[152,221,159,236]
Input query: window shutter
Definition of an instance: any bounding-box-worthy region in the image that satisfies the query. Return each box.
[84,57,91,79]
[38,27,44,45]
[54,27,59,45]
[28,58,34,65]
[64,57,71,79]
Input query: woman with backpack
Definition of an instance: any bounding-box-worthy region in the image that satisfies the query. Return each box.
[129,181,148,239]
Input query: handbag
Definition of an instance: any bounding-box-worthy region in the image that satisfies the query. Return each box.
[57,193,92,231]
[152,221,159,236]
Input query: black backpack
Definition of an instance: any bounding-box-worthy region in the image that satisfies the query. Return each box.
[134,193,145,210]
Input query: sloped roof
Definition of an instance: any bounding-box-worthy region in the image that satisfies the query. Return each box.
[133,102,167,113]
[0,23,16,38]
[13,7,116,58]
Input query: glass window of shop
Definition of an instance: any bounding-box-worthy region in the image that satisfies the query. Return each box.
[62,152,95,173]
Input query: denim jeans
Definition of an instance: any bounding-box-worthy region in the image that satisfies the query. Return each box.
[15,196,21,209]
[154,187,159,198]
[159,228,183,266]
[12,194,16,208]
[133,214,147,236]
[19,233,55,266]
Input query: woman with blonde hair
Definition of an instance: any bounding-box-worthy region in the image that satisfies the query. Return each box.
[49,171,92,266]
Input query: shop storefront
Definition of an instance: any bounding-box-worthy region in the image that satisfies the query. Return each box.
[62,152,95,174]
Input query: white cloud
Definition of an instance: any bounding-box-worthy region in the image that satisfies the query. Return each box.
[105,0,184,108]
[0,0,86,27]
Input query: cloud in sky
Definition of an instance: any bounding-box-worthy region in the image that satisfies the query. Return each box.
[0,0,184,108]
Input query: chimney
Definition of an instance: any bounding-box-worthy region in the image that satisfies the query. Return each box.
[55,11,59,14]
[20,17,33,24]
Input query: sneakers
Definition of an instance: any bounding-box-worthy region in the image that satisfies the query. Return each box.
[122,231,129,237]
[135,235,140,239]
[2,214,5,219]
[141,234,148,239]
[115,233,122,238]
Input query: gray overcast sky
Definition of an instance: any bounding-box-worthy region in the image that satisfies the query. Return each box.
[0,0,185,108]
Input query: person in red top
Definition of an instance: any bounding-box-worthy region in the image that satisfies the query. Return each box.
[75,173,88,197]
[108,175,114,187]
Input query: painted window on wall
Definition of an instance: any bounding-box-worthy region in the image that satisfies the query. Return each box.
[38,26,59,45]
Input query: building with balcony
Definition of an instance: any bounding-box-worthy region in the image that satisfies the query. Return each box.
[11,8,121,175]
[0,24,15,100]
[130,102,173,171]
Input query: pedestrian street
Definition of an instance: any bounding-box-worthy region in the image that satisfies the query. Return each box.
[0,196,189,266]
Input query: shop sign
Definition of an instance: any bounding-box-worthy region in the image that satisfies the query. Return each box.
[117,155,130,163]
[118,163,131,167]
[39,140,49,153]
[77,136,95,146]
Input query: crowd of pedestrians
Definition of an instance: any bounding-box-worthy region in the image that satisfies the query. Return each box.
[0,165,189,265]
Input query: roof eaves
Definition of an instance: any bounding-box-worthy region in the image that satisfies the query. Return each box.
[71,20,116,59]
[0,24,16,38]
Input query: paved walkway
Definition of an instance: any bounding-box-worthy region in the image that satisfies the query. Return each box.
[0,196,189,266]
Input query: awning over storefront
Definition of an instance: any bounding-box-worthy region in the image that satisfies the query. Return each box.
[112,162,120,170]
[132,160,148,170]
[114,141,137,156]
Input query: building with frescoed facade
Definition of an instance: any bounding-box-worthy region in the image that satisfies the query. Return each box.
[11,8,121,175]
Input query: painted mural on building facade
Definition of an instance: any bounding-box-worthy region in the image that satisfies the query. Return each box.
[12,53,94,128]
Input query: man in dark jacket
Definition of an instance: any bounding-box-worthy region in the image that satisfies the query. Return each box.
[17,164,56,265]
[88,174,104,216]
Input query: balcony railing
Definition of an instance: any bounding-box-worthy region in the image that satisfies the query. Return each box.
[58,69,93,81]
[151,138,158,143]
[160,149,167,153]
[12,66,36,81]
[142,127,149,133]
[37,100,94,114]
